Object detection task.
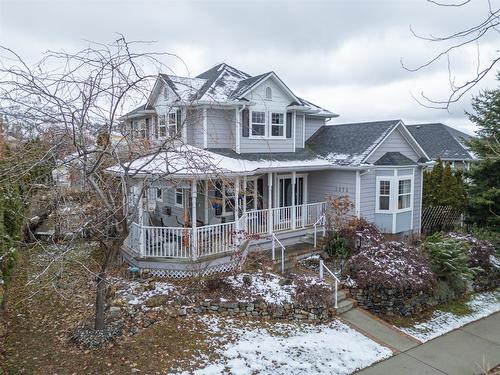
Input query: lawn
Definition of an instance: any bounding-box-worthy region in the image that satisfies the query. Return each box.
[1,242,391,374]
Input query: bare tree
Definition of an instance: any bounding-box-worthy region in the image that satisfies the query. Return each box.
[0,37,213,330]
[402,0,500,109]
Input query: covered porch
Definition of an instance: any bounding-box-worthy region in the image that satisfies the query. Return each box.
[125,171,327,261]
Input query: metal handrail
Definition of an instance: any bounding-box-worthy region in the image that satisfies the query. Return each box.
[313,214,325,247]
[271,233,286,273]
[319,259,340,308]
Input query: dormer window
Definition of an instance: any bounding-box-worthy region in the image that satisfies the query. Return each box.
[265,86,272,100]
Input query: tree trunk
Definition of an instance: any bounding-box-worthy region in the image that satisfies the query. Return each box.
[94,270,107,330]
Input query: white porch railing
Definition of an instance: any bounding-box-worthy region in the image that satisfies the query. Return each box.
[127,201,327,260]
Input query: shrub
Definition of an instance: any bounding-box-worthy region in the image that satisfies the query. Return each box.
[423,233,479,282]
[338,217,383,254]
[343,241,436,292]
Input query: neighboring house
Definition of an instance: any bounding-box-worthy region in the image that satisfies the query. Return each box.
[406,123,475,169]
[113,63,432,277]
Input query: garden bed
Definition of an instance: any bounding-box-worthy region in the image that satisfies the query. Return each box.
[395,289,500,342]
[113,271,336,322]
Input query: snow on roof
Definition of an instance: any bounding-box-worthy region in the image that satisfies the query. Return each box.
[166,75,207,101]
[106,144,366,178]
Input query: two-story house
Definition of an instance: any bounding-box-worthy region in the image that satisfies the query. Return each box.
[114,63,432,277]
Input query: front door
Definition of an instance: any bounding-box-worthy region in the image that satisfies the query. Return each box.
[278,176,305,207]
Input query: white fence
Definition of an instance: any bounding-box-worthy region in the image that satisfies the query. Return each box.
[127,201,326,260]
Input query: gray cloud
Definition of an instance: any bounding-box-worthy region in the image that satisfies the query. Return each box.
[1,0,498,134]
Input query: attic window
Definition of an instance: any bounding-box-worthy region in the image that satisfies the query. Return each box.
[163,88,169,100]
[265,86,272,100]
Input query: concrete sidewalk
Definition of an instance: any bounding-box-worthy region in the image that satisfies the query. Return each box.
[356,311,500,375]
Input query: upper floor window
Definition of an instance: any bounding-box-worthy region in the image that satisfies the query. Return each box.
[168,111,177,136]
[265,86,272,100]
[163,88,169,100]
[159,115,167,137]
[175,188,184,207]
[251,111,266,137]
[271,112,285,137]
[158,111,178,138]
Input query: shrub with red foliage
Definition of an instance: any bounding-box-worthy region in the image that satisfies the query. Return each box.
[343,241,437,292]
[338,217,384,253]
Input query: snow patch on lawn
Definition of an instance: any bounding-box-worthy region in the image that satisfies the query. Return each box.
[226,273,295,304]
[117,281,176,305]
[400,289,500,342]
[181,317,391,375]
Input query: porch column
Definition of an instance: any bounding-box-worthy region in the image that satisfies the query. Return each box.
[291,171,296,230]
[268,172,273,235]
[204,180,209,224]
[138,182,145,257]
[191,180,198,260]
[242,176,247,216]
[234,176,240,230]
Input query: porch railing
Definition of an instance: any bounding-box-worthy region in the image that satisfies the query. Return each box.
[127,201,327,260]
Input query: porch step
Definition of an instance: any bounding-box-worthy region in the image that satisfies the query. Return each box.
[335,297,357,315]
[267,241,323,272]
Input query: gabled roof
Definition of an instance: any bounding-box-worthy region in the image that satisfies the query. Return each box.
[406,123,475,161]
[140,63,336,116]
[374,152,417,166]
[306,120,402,165]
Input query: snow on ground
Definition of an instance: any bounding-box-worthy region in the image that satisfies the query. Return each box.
[400,289,500,342]
[226,273,296,304]
[117,281,176,305]
[177,317,391,375]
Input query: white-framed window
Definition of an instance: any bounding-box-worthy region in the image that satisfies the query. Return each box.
[398,179,411,210]
[139,120,146,139]
[156,188,163,201]
[265,86,272,100]
[159,115,167,137]
[378,180,391,211]
[271,112,285,137]
[175,188,183,207]
[167,111,177,136]
[163,87,169,100]
[251,111,266,137]
[376,174,413,213]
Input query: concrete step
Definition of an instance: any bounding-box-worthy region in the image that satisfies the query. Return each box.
[335,298,357,315]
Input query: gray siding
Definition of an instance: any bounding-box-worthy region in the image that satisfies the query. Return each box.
[186,109,204,148]
[413,167,422,233]
[295,114,304,149]
[206,108,236,149]
[308,170,356,206]
[359,170,376,222]
[304,116,326,141]
[240,136,295,153]
[367,128,420,163]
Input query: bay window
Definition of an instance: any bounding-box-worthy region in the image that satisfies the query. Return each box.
[398,179,411,209]
[378,180,391,211]
[376,174,413,213]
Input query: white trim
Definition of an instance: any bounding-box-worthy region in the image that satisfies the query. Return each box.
[249,109,267,139]
[410,168,415,230]
[175,188,184,208]
[375,171,414,215]
[181,108,187,144]
[202,107,208,148]
[419,167,423,232]
[204,180,209,224]
[235,107,241,154]
[363,121,429,163]
[237,72,300,103]
[302,114,305,148]
[292,111,296,152]
[269,111,286,139]
[355,170,361,218]
[276,173,308,208]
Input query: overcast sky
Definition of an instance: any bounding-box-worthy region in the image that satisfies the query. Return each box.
[1,0,499,134]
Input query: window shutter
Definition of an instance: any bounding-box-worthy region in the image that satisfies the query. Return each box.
[176,109,182,131]
[214,181,223,216]
[242,108,249,137]
[286,113,292,138]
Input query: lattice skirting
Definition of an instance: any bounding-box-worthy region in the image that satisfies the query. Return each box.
[146,261,239,278]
